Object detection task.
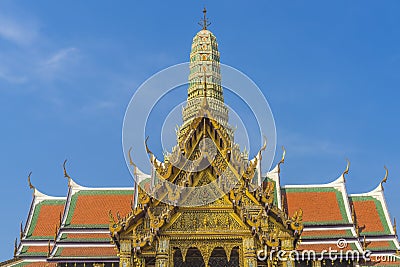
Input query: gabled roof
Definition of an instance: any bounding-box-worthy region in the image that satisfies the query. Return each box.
[58,232,110,243]
[18,245,52,258]
[60,179,134,229]
[350,184,396,236]
[22,190,66,241]
[50,245,117,261]
[16,188,66,261]
[283,174,353,226]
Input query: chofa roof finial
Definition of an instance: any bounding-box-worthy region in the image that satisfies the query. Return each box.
[27,171,35,191]
[277,146,286,173]
[14,238,18,257]
[63,159,71,187]
[342,159,350,182]
[380,165,388,190]
[20,221,24,239]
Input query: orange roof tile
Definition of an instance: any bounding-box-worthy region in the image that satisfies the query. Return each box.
[57,246,117,257]
[284,189,346,224]
[351,197,388,235]
[65,190,133,227]
[301,229,352,239]
[22,263,57,267]
[32,205,64,237]
[61,233,110,242]
[26,246,51,253]
[26,200,65,239]
[365,240,398,251]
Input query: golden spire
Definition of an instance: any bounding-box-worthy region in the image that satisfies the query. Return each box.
[199,7,211,30]
[394,217,397,236]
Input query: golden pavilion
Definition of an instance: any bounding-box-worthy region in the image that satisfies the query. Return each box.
[2,9,399,267]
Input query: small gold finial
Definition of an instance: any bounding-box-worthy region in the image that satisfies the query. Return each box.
[54,225,58,241]
[128,147,139,179]
[14,238,18,257]
[47,240,51,257]
[63,159,71,187]
[342,159,350,182]
[260,136,267,152]
[394,217,397,236]
[20,221,24,239]
[380,165,388,189]
[128,147,136,167]
[351,203,357,225]
[362,235,367,250]
[277,146,286,173]
[199,7,211,30]
[27,171,35,190]
[145,136,153,155]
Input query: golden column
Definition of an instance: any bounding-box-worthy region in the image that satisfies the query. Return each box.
[155,237,170,267]
[119,240,132,267]
[243,237,258,267]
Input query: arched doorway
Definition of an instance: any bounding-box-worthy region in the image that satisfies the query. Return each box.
[173,247,205,267]
[208,246,240,267]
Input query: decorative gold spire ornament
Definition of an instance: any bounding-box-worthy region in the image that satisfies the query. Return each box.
[380,165,388,189]
[13,238,18,258]
[394,217,397,236]
[20,221,23,239]
[342,159,350,182]
[110,9,302,267]
[47,240,51,257]
[199,7,211,30]
[362,235,367,250]
[27,171,34,190]
[277,146,286,173]
[63,159,71,186]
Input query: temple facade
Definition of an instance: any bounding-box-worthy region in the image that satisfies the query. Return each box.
[2,10,399,267]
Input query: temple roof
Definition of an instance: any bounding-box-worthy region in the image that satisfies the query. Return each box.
[350,184,396,237]
[5,164,398,265]
[282,174,352,226]
[60,180,134,229]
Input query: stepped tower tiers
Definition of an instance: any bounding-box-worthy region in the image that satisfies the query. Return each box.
[178,10,231,142]
[109,10,303,267]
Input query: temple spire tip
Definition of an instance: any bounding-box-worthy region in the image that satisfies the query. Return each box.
[199,7,211,30]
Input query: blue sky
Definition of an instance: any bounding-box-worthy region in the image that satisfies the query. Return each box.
[0,0,399,261]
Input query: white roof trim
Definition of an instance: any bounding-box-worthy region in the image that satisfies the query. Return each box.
[266,162,282,209]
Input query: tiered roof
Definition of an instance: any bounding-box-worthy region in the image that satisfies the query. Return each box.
[270,159,399,266]
[5,173,134,266]
[3,158,399,267]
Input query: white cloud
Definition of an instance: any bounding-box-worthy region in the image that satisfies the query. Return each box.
[0,14,38,45]
[80,100,116,114]
[0,69,27,84]
[44,47,78,67]
[36,47,80,81]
